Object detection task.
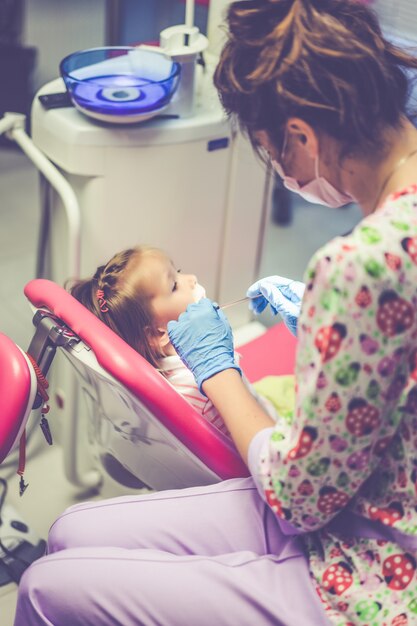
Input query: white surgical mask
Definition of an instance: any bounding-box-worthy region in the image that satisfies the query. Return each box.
[272,135,354,208]
[193,283,206,302]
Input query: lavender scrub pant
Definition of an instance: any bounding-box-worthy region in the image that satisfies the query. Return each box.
[14,477,329,626]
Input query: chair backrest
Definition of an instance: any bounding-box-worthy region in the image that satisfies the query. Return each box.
[0,333,38,464]
[24,279,249,489]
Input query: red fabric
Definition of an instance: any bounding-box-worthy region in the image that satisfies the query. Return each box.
[0,333,32,464]
[238,323,297,383]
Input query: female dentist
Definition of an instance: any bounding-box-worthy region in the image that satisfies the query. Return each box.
[15,1,417,624]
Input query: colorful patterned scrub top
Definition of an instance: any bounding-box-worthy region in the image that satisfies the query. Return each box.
[256,186,417,625]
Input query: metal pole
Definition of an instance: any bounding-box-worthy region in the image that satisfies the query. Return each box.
[105,0,123,45]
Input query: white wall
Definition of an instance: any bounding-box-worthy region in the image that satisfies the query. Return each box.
[376,0,417,40]
[22,0,107,91]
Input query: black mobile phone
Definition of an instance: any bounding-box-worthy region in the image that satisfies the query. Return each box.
[38,92,73,110]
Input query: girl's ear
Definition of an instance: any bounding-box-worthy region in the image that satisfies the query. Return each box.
[156,327,171,352]
[146,326,171,354]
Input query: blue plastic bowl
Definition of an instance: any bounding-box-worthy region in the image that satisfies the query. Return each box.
[60,47,181,123]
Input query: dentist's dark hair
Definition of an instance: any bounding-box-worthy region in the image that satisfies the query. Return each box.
[68,246,163,368]
[214,0,417,158]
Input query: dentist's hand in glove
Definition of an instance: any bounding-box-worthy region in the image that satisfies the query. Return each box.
[167,298,241,393]
[247,276,306,336]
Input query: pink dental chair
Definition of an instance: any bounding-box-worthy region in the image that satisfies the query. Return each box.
[0,335,38,468]
[1,278,296,493]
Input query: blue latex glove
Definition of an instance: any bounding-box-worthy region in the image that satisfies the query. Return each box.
[167,298,241,393]
[247,276,306,336]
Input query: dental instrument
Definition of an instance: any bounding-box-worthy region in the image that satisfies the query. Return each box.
[220,296,251,310]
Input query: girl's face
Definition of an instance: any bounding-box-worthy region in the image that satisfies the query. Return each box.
[139,252,202,329]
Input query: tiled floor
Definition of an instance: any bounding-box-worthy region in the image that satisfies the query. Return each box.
[0,144,361,624]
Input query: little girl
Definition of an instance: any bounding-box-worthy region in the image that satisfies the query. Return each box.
[69,245,284,437]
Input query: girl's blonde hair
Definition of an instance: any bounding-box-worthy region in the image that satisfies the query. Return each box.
[69,246,163,367]
[214,0,417,159]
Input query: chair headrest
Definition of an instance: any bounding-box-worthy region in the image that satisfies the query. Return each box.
[24,279,249,479]
[0,333,35,464]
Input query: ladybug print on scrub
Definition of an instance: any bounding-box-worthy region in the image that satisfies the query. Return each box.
[264,490,283,517]
[315,323,346,362]
[368,501,404,526]
[376,291,415,337]
[325,392,342,413]
[385,252,402,271]
[355,285,372,308]
[345,399,380,437]
[288,427,317,460]
[317,487,350,516]
[256,186,417,626]
[401,236,417,264]
[383,554,416,591]
[322,562,353,596]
